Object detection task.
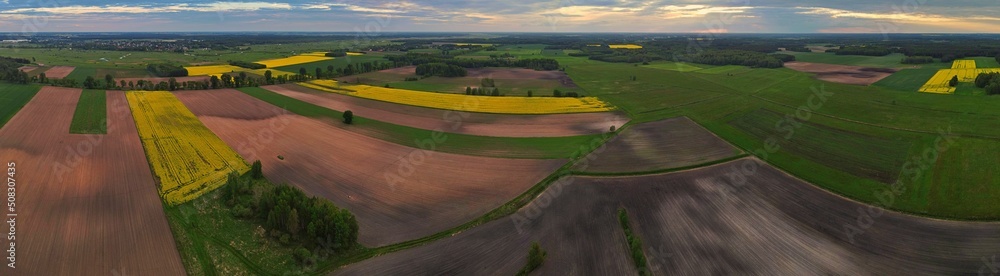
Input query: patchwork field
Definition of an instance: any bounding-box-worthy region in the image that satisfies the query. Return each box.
[300,80,613,114]
[641,61,705,72]
[572,117,742,174]
[255,54,332,68]
[117,76,210,84]
[340,158,1000,274]
[341,66,582,96]
[0,87,184,275]
[184,64,244,76]
[174,89,567,246]
[265,84,629,137]
[44,65,76,79]
[126,91,249,205]
[784,61,897,86]
[609,44,643,49]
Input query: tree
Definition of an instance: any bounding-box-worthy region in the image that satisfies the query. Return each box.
[221,74,233,88]
[287,209,300,236]
[84,76,97,89]
[343,110,354,124]
[315,68,323,79]
[987,83,1000,95]
[128,81,134,89]
[465,86,472,95]
[120,80,126,89]
[949,75,959,87]
[169,77,178,91]
[264,70,273,85]
[553,89,562,97]
[210,75,221,89]
[251,160,263,179]
[527,90,532,97]
[299,67,307,77]
[517,242,547,276]
[327,65,335,76]
[38,72,46,84]
[105,74,115,89]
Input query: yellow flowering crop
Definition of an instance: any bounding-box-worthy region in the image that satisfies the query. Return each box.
[609,44,643,49]
[126,91,249,205]
[299,80,614,114]
[185,65,247,76]
[951,60,976,69]
[256,55,332,68]
[919,65,1000,94]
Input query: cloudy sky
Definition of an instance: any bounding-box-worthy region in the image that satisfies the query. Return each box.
[1,0,999,33]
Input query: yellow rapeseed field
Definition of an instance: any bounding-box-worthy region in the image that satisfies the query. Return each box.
[918,67,1000,94]
[951,60,976,69]
[347,52,365,56]
[256,55,332,68]
[300,52,330,57]
[127,91,249,205]
[184,65,246,76]
[299,80,614,114]
[609,44,643,49]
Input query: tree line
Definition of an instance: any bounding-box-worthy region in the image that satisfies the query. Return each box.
[415,63,467,77]
[0,56,31,84]
[385,54,561,71]
[827,46,891,56]
[223,162,358,264]
[688,50,786,68]
[975,72,1000,95]
[230,60,266,69]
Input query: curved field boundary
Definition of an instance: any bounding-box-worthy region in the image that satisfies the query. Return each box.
[572,116,743,174]
[174,89,568,246]
[265,84,630,138]
[299,80,614,114]
[336,158,1000,275]
[126,91,250,205]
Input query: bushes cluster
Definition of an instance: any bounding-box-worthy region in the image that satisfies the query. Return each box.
[147,63,188,77]
[325,51,347,57]
[975,73,1000,95]
[516,242,547,276]
[619,208,649,275]
[0,56,30,84]
[230,60,266,69]
[465,86,500,96]
[221,168,358,261]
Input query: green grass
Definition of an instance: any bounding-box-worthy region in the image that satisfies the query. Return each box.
[69,89,107,134]
[927,137,1000,218]
[237,87,598,159]
[0,84,41,129]
[873,67,942,92]
[729,109,912,183]
[969,57,1000,68]
[785,52,920,68]
[694,65,746,74]
[641,61,703,72]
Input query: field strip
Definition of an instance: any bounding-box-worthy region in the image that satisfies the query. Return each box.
[126,91,249,205]
[299,79,615,114]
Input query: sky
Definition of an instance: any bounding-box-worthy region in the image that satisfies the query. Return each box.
[1,0,1000,33]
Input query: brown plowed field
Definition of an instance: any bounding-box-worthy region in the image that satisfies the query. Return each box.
[0,87,184,275]
[42,66,76,79]
[338,158,1000,275]
[784,61,897,85]
[175,89,567,246]
[573,116,741,173]
[266,84,629,137]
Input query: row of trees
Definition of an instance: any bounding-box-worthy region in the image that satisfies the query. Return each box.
[222,164,358,261]
[415,63,467,77]
[975,73,1000,95]
[147,63,188,77]
[230,60,266,69]
[688,50,785,68]
[465,86,501,96]
[828,46,891,56]
[384,54,561,71]
[0,57,31,84]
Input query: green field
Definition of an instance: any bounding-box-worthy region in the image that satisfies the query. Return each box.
[0,84,41,129]
[69,89,107,134]
[237,87,599,159]
[969,57,1000,68]
[641,61,704,72]
[785,52,927,68]
[273,54,387,74]
[873,67,942,92]
[694,65,747,74]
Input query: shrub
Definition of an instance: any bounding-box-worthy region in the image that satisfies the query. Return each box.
[250,160,263,179]
[516,242,547,276]
[949,75,959,87]
[343,110,354,124]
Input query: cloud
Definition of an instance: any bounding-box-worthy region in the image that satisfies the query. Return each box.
[1,2,293,14]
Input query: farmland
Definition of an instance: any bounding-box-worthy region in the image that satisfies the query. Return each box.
[572,117,743,174]
[342,66,583,96]
[174,88,568,246]
[126,91,250,205]
[917,60,1000,93]
[264,84,630,137]
[300,80,614,114]
[255,54,332,68]
[0,84,40,129]
[0,87,185,275]
[69,89,107,134]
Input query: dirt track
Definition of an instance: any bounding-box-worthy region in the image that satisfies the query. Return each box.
[176,89,567,246]
[266,84,629,137]
[337,158,1000,275]
[574,117,741,173]
[0,88,184,275]
[784,62,897,86]
[42,66,75,79]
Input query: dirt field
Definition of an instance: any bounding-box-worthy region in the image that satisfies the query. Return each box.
[573,117,741,173]
[116,76,209,84]
[266,84,629,137]
[175,89,567,246]
[338,158,1000,275]
[42,66,76,79]
[785,61,897,85]
[376,66,579,86]
[17,66,36,72]
[0,87,184,275]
